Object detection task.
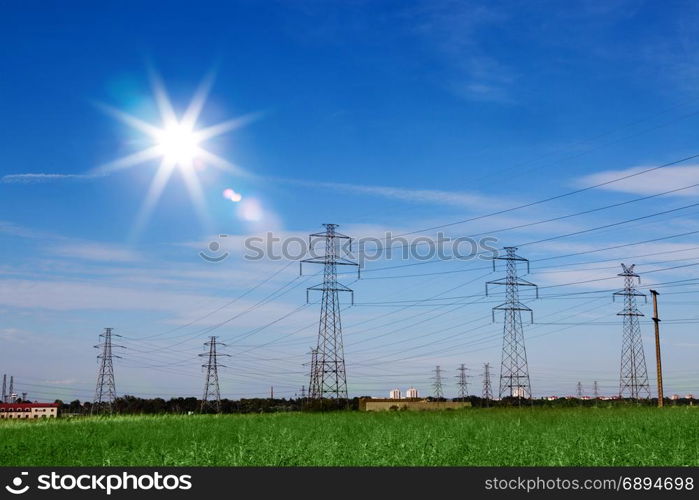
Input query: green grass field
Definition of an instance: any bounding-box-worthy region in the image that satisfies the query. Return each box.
[1,407,697,466]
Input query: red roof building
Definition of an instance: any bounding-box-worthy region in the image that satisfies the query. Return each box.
[0,403,59,419]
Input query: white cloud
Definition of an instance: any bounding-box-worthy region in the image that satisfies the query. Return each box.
[52,243,142,263]
[577,165,699,196]
[1,173,96,184]
[269,177,501,210]
[0,327,30,342]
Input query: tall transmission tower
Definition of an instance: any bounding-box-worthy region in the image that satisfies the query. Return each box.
[199,336,229,413]
[486,247,538,400]
[93,328,123,414]
[482,363,493,402]
[8,376,13,403]
[576,381,583,398]
[456,364,470,399]
[613,264,650,399]
[432,366,444,399]
[301,224,359,401]
[593,380,599,399]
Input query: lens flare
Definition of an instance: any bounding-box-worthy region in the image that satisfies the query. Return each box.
[223,188,242,202]
[238,198,263,221]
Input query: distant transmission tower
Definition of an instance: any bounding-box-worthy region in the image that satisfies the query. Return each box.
[482,363,493,402]
[93,328,123,414]
[576,381,583,398]
[307,347,321,400]
[593,380,599,399]
[486,247,538,400]
[199,336,230,413]
[456,364,470,399]
[613,264,650,399]
[8,376,14,403]
[432,366,444,399]
[301,224,359,401]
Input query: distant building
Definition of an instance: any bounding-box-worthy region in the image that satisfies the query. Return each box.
[512,387,526,398]
[0,403,59,419]
[405,387,419,399]
[389,389,401,400]
[686,394,694,400]
[671,394,680,401]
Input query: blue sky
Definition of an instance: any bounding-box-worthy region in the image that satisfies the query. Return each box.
[1,0,699,401]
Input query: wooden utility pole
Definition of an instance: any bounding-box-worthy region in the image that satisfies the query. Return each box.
[650,290,664,407]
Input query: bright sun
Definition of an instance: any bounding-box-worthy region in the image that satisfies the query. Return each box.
[155,121,201,167]
[94,73,257,236]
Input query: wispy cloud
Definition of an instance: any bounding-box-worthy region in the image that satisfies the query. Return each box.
[52,243,142,263]
[1,173,98,184]
[406,0,514,103]
[269,177,501,209]
[577,165,699,196]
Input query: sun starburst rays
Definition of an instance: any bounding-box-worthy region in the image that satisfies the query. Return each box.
[99,74,254,238]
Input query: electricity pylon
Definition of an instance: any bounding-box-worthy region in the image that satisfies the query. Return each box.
[199,336,230,413]
[482,363,493,402]
[432,365,444,399]
[576,381,583,398]
[93,328,124,414]
[486,247,538,401]
[613,264,650,399]
[307,347,321,400]
[8,376,14,403]
[301,224,359,401]
[456,364,470,399]
[593,380,599,399]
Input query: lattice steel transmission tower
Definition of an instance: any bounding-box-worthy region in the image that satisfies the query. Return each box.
[486,247,538,400]
[93,328,123,414]
[593,380,599,399]
[482,363,493,402]
[432,366,444,399]
[576,381,583,398]
[199,336,230,413]
[613,264,650,399]
[456,364,470,399]
[301,224,359,401]
[307,347,321,399]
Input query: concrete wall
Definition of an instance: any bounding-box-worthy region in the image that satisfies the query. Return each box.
[359,398,471,412]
